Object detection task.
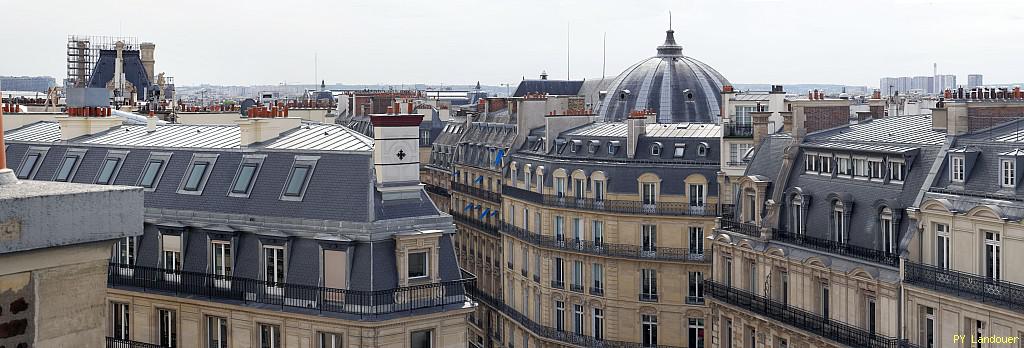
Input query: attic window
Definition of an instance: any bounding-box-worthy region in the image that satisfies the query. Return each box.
[589,140,600,153]
[651,142,662,156]
[281,156,319,201]
[95,158,122,184]
[697,142,709,157]
[53,148,87,182]
[673,144,686,158]
[16,147,48,179]
[177,153,219,195]
[230,154,266,197]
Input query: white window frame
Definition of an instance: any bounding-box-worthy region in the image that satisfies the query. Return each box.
[573,304,584,335]
[408,250,430,280]
[984,231,1001,280]
[1001,159,1016,188]
[263,244,286,295]
[880,209,896,254]
[888,159,906,182]
[593,308,605,341]
[554,300,565,332]
[950,155,965,183]
[259,323,281,348]
[111,302,130,340]
[318,332,342,348]
[641,268,658,297]
[212,240,232,288]
[642,314,658,347]
[592,263,604,291]
[935,223,950,269]
[158,308,177,348]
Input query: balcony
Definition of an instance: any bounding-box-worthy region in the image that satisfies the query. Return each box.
[686,296,705,305]
[772,229,899,267]
[108,263,475,319]
[551,280,565,289]
[719,219,762,238]
[521,269,528,277]
[106,337,164,348]
[705,281,915,348]
[905,262,1024,312]
[533,274,541,283]
[723,123,754,138]
[502,223,710,263]
[424,183,451,197]
[453,182,502,203]
[503,186,718,217]
[466,283,682,348]
[570,283,584,293]
[639,293,659,302]
[451,212,501,238]
[589,287,605,296]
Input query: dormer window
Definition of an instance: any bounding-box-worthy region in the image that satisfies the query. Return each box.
[674,144,686,158]
[820,155,832,174]
[16,147,48,179]
[868,159,885,180]
[230,155,266,197]
[589,140,600,153]
[281,156,319,201]
[888,160,906,182]
[139,153,171,190]
[96,150,129,185]
[697,142,708,157]
[183,163,210,191]
[651,143,662,156]
[950,156,965,183]
[804,153,819,172]
[832,201,847,243]
[53,148,87,182]
[1001,159,1016,188]
[177,153,220,195]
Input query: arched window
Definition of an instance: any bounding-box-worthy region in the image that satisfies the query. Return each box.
[790,195,804,234]
[880,208,896,253]
[832,201,847,243]
[697,142,709,157]
[651,143,662,156]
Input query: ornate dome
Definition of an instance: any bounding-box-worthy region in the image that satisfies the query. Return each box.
[597,28,730,123]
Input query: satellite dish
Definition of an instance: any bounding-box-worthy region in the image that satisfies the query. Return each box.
[240,98,257,116]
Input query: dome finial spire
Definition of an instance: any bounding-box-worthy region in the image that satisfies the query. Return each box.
[669,11,672,31]
[657,11,682,56]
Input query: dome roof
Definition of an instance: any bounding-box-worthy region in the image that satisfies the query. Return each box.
[597,29,730,123]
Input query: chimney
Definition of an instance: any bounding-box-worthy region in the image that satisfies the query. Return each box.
[57,107,122,140]
[147,110,157,132]
[371,113,425,201]
[0,89,12,184]
[236,106,301,146]
[626,111,647,159]
[751,109,771,145]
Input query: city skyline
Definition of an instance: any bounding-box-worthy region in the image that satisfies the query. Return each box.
[3,0,1023,87]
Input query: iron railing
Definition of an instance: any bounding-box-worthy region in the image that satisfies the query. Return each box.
[719,219,763,238]
[106,337,164,348]
[503,186,718,217]
[723,123,754,138]
[107,263,474,319]
[705,281,915,348]
[424,183,451,197]
[451,212,501,238]
[905,262,1024,312]
[466,283,681,348]
[452,182,502,203]
[501,222,710,263]
[772,229,899,267]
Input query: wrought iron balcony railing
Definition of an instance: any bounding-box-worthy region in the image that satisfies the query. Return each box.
[452,182,502,203]
[589,287,605,296]
[705,281,916,348]
[501,222,710,263]
[108,263,474,319]
[772,229,899,267]
[905,262,1024,312]
[570,283,584,292]
[424,183,451,197]
[723,123,754,138]
[639,293,659,302]
[106,337,164,348]
[551,280,565,289]
[451,212,501,238]
[466,283,681,348]
[719,219,762,238]
[503,186,718,217]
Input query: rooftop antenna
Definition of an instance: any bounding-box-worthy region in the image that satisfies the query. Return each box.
[314,52,318,90]
[566,21,571,80]
[602,32,607,79]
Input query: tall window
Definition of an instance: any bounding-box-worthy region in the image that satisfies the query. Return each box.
[264,245,285,293]
[724,257,733,287]
[594,180,606,201]
[820,155,832,174]
[688,319,705,348]
[1001,159,1016,188]
[865,296,877,335]
[159,309,177,348]
[935,223,950,269]
[522,245,529,272]
[923,307,935,348]
[869,160,884,179]
[207,316,228,348]
[592,263,604,291]
[593,308,605,341]
[689,227,704,255]
[747,260,757,293]
[572,218,583,243]
[260,324,281,348]
[411,329,433,348]
[730,143,753,163]
[573,304,584,335]
[821,282,831,319]
[790,197,804,235]
[553,257,564,286]
[880,208,896,254]
[573,178,585,200]
[642,225,657,253]
[688,272,704,304]
[319,332,342,348]
[116,237,136,265]
[642,314,658,347]
[554,300,565,331]
[832,202,846,243]
[533,251,541,280]
[641,269,658,301]
[555,177,566,197]
[735,105,755,125]
[837,157,851,176]
[642,183,657,205]
[779,271,789,305]
[592,220,605,246]
[111,302,130,339]
[16,153,40,179]
[689,184,706,208]
[554,216,565,242]
[984,231,1001,280]
[571,260,584,290]
[162,234,182,272]
[950,156,965,182]
[523,207,530,231]
[804,153,820,172]
[212,241,232,279]
[853,158,868,177]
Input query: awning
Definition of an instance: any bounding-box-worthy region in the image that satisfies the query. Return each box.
[474,175,484,184]
[494,149,505,166]
[490,209,500,216]
[480,208,491,219]
[464,203,474,212]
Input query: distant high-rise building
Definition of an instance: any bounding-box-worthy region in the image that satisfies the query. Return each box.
[934,74,956,92]
[967,74,983,88]
[911,76,933,94]
[880,77,898,96]
[0,76,56,92]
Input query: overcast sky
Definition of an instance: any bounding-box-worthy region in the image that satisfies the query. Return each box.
[4,0,1022,87]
